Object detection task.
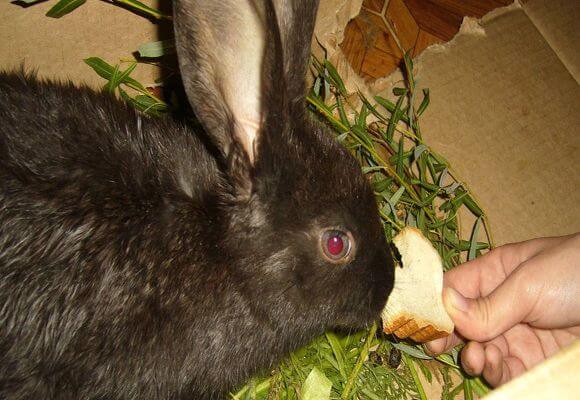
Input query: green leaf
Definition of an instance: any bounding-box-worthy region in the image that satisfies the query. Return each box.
[470,377,491,397]
[105,63,121,94]
[392,87,408,96]
[402,51,415,90]
[84,57,145,91]
[325,332,347,379]
[454,240,489,251]
[351,125,372,148]
[396,136,405,176]
[464,377,474,400]
[356,104,370,128]
[391,342,432,360]
[386,95,406,142]
[336,132,348,142]
[301,367,332,400]
[418,189,439,208]
[438,167,449,187]
[372,176,393,193]
[417,208,426,233]
[413,144,428,161]
[417,88,430,116]
[19,0,44,4]
[130,95,168,115]
[357,93,390,124]
[336,96,350,127]
[406,211,417,227]
[463,192,484,217]
[435,353,460,369]
[402,353,427,400]
[113,0,167,19]
[468,217,482,261]
[375,95,411,126]
[451,346,460,364]
[313,76,322,97]
[46,0,86,18]
[324,60,347,95]
[231,378,271,400]
[137,39,175,58]
[389,186,405,208]
[410,179,440,192]
[418,360,433,383]
[443,182,460,195]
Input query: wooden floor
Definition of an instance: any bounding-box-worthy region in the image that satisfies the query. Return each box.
[340,0,514,79]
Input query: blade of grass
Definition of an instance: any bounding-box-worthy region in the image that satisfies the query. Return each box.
[46,0,86,18]
[112,0,171,20]
[402,353,427,400]
[341,323,377,399]
[468,217,482,261]
[325,332,347,380]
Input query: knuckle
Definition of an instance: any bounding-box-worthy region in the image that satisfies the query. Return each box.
[476,296,496,339]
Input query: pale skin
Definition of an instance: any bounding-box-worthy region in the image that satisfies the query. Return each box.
[425,233,580,387]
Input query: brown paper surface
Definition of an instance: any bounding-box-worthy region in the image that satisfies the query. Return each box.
[1,0,579,399]
[414,2,580,245]
[523,0,580,83]
[0,0,164,88]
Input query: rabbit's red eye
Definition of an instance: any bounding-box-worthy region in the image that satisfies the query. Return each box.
[320,229,353,263]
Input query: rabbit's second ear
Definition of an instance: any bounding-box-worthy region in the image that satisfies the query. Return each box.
[174,0,268,165]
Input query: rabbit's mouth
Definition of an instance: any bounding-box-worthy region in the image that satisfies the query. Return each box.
[331,288,391,330]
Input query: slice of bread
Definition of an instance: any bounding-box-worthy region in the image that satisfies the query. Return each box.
[381,227,454,342]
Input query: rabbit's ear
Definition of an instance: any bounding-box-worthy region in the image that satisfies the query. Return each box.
[273,0,320,111]
[174,0,270,166]
[174,0,319,169]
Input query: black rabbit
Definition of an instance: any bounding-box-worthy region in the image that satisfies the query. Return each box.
[0,0,394,398]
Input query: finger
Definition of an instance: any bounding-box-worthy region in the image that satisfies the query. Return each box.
[534,328,560,358]
[484,334,510,358]
[501,357,527,384]
[442,275,534,342]
[424,332,463,355]
[503,324,546,369]
[482,343,504,387]
[461,341,485,376]
[518,234,580,328]
[482,343,528,387]
[443,235,569,299]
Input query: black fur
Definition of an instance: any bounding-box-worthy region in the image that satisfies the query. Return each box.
[0,1,394,398]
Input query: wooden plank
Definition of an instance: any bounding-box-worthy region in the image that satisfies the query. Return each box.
[386,0,420,52]
[339,18,367,74]
[413,29,444,57]
[429,0,511,19]
[362,0,385,13]
[404,0,463,41]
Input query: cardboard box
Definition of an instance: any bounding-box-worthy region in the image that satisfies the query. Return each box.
[1,0,578,398]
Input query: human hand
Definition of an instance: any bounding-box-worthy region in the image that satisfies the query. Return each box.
[425,233,580,387]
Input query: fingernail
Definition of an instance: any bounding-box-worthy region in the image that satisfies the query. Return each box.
[444,287,469,313]
[463,363,474,376]
[424,339,444,356]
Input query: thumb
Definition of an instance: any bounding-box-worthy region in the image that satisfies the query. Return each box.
[442,276,532,342]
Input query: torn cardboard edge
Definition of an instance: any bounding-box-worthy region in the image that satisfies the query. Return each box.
[312,0,523,103]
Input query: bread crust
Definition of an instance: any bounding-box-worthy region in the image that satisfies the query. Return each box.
[381,227,454,343]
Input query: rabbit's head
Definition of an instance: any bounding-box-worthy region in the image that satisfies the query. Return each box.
[174,0,394,330]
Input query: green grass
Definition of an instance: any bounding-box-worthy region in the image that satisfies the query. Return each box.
[20,1,495,398]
